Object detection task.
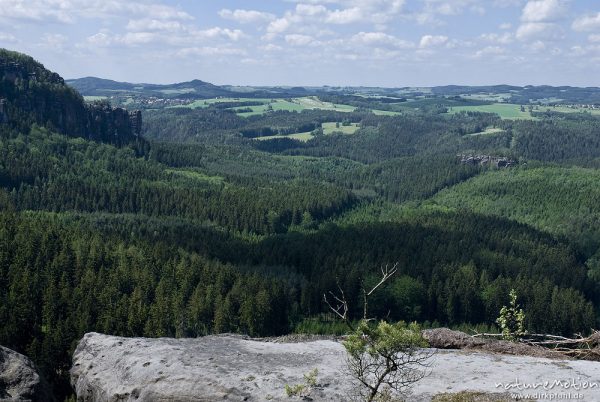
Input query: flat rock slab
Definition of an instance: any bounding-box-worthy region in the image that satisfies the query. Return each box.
[71,333,600,401]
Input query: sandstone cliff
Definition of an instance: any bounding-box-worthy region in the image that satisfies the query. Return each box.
[0,48,141,145]
[71,332,600,401]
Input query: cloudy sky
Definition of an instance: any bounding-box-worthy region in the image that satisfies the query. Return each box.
[0,0,599,86]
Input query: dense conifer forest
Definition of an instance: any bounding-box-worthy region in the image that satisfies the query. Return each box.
[2,49,600,398]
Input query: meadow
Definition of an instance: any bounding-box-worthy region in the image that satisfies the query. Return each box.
[446,103,600,120]
[173,96,356,117]
[255,121,361,142]
[322,122,360,135]
[468,127,505,136]
[446,103,537,120]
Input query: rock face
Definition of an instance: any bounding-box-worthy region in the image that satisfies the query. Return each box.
[71,332,600,402]
[71,333,351,402]
[459,154,516,168]
[0,49,142,145]
[0,345,51,401]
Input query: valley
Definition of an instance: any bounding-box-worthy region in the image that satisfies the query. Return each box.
[2,48,600,400]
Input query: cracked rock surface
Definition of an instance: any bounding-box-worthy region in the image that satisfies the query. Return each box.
[71,332,600,401]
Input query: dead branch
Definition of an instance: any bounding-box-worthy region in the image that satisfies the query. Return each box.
[323,282,353,330]
[362,263,399,320]
[471,330,600,361]
[366,263,399,297]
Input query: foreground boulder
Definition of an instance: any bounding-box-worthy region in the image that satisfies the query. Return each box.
[0,346,51,401]
[71,332,600,401]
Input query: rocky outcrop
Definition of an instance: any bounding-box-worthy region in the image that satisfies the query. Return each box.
[459,154,516,168]
[71,332,600,402]
[0,49,142,145]
[0,345,51,401]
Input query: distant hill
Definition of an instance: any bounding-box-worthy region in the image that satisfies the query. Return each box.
[431,85,600,104]
[67,75,600,105]
[67,76,235,99]
[67,77,323,101]
[65,76,137,93]
[0,49,141,145]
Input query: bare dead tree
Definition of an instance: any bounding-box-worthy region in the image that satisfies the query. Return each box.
[362,263,399,321]
[323,263,399,328]
[323,263,433,402]
[323,283,351,328]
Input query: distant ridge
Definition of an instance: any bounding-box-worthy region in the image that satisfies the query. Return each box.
[66,76,600,104]
[67,76,234,99]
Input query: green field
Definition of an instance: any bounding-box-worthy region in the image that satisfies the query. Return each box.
[168,96,407,117]
[446,103,537,120]
[447,103,600,119]
[254,122,361,142]
[159,88,196,95]
[254,131,314,142]
[372,109,401,116]
[462,93,512,102]
[322,122,360,135]
[172,96,357,117]
[469,127,505,136]
[544,105,600,115]
[83,96,108,102]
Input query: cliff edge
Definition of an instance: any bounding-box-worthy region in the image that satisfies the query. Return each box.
[71,332,600,401]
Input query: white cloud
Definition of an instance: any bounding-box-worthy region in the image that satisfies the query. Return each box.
[176,47,246,58]
[0,0,193,24]
[267,17,292,35]
[260,44,283,52]
[529,40,546,51]
[416,0,484,25]
[219,9,275,24]
[86,32,112,46]
[197,27,245,41]
[295,4,327,16]
[81,2,193,21]
[351,31,414,48]
[84,26,245,49]
[521,0,565,23]
[325,7,362,24]
[119,32,157,46]
[572,13,600,32]
[126,19,184,32]
[423,0,483,16]
[473,45,506,58]
[516,0,566,41]
[481,32,513,44]
[419,34,448,48]
[0,0,73,23]
[516,22,562,40]
[266,0,406,35]
[589,34,600,43]
[285,34,314,46]
[499,22,512,30]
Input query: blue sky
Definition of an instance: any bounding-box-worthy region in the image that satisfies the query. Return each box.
[0,0,599,86]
